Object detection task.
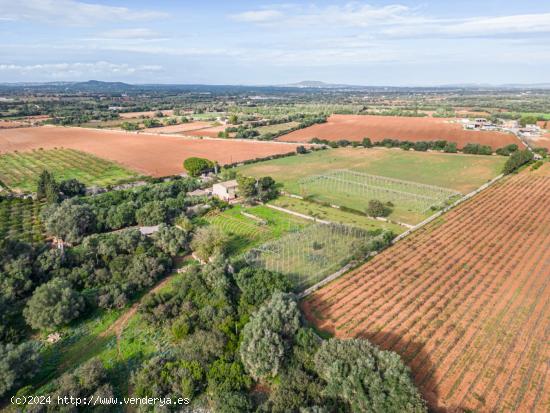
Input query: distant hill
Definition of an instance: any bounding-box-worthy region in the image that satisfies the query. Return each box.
[1,80,549,94]
[280,80,364,89]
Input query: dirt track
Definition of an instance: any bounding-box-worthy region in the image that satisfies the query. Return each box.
[0,126,301,177]
[279,114,521,149]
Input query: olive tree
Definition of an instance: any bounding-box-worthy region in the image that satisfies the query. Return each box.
[0,341,41,397]
[314,339,426,413]
[23,278,86,331]
[366,199,392,218]
[190,226,229,262]
[43,199,96,243]
[152,224,189,255]
[239,292,300,380]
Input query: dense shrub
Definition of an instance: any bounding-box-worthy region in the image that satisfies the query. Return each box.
[191,226,230,261]
[462,143,493,155]
[151,223,190,255]
[0,341,42,397]
[366,199,392,217]
[42,200,96,243]
[235,267,292,310]
[503,149,534,174]
[239,292,300,380]
[314,339,426,412]
[59,178,86,197]
[184,157,216,177]
[23,278,86,331]
[495,144,519,156]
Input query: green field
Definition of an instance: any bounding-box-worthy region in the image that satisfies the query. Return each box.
[202,204,308,254]
[254,121,300,135]
[34,271,185,400]
[236,147,505,223]
[270,196,406,234]
[0,148,140,192]
[191,112,224,120]
[236,147,505,194]
[0,197,45,243]
[245,223,387,290]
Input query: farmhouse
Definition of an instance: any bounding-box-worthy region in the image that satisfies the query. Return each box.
[212,180,238,201]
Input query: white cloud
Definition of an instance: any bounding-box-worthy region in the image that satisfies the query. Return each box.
[230,9,283,23]
[0,61,163,78]
[230,3,550,38]
[229,3,425,27]
[97,28,162,40]
[0,0,167,26]
[441,13,550,37]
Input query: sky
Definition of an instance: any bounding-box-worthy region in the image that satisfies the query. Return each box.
[1,0,550,86]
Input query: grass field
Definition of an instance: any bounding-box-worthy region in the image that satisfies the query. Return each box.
[0,148,140,192]
[270,196,406,234]
[0,197,45,243]
[254,121,300,135]
[236,147,505,195]
[297,170,461,223]
[245,223,386,290]
[202,204,308,254]
[236,147,504,223]
[34,271,184,400]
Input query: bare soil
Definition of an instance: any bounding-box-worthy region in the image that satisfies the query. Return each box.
[302,164,550,412]
[279,114,521,149]
[0,126,302,177]
[143,121,213,133]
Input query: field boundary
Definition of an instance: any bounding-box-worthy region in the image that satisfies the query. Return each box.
[280,192,413,228]
[299,172,505,298]
[298,263,355,298]
[265,204,331,224]
[43,125,307,147]
[391,173,504,244]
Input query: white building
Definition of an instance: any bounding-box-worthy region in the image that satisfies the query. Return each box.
[212,180,238,201]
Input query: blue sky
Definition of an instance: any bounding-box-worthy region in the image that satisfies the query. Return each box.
[1,0,549,85]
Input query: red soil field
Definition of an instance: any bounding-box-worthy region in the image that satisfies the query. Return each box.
[143,121,212,133]
[303,165,550,412]
[184,125,227,138]
[525,133,550,150]
[0,126,302,177]
[279,114,521,149]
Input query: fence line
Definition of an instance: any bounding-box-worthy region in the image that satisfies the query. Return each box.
[300,173,506,298]
[266,204,331,225]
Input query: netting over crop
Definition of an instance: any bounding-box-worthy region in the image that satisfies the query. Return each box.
[298,169,460,212]
[245,223,377,290]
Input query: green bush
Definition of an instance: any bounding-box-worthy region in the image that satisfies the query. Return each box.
[503,150,534,174]
[314,339,426,412]
[183,157,215,177]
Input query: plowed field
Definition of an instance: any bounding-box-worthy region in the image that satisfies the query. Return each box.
[303,165,550,412]
[143,121,212,133]
[184,125,227,137]
[0,126,302,177]
[279,114,521,149]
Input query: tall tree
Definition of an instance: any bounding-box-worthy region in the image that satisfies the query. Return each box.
[314,339,426,413]
[36,170,59,203]
[239,292,300,380]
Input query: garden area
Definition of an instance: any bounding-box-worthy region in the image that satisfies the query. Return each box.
[0,197,44,243]
[0,148,140,192]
